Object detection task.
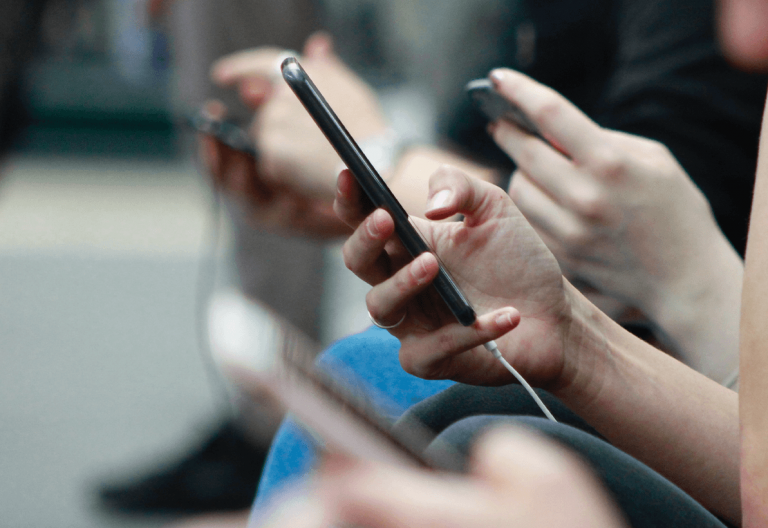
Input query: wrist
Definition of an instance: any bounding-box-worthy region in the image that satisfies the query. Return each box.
[548,279,617,411]
[334,129,409,183]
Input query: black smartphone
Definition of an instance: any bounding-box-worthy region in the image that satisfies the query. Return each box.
[188,111,258,158]
[281,57,476,327]
[466,78,545,142]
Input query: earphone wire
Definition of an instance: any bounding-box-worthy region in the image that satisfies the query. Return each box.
[483,340,557,422]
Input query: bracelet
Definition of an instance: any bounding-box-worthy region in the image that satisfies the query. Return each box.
[335,129,409,183]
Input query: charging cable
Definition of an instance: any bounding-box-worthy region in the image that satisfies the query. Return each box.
[483,340,557,422]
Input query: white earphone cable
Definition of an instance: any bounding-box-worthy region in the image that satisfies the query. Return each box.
[483,340,557,422]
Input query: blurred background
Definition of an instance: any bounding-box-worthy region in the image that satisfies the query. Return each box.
[1,1,220,527]
[0,1,501,526]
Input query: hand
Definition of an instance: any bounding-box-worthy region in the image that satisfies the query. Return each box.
[334,165,574,388]
[211,32,389,200]
[259,428,627,528]
[487,69,743,378]
[198,101,349,239]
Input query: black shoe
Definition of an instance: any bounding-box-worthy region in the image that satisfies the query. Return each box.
[98,420,268,514]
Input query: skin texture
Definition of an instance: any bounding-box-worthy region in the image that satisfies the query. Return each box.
[489,68,744,384]
[258,428,628,528]
[717,0,768,524]
[739,94,768,528]
[205,32,497,225]
[197,100,350,238]
[204,37,741,389]
[336,166,741,524]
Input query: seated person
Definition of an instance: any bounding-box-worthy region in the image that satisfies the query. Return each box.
[258,61,766,526]
[208,0,765,383]
[201,0,766,522]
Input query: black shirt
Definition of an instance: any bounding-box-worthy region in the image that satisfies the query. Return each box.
[442,0,768,255]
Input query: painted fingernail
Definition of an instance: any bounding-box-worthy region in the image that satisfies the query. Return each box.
[426,189,452,213]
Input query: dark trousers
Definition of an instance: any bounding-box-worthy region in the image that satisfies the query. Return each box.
[394,384,730,528]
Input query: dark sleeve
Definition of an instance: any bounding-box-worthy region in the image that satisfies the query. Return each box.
[593,0,767,255]
[441,0,766,255]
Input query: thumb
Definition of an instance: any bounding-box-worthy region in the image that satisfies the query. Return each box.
[424,165,514,227]
[303,31,335,60]
[471,427,570,490]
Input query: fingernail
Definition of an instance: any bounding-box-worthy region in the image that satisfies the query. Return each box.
[414,255,431,283]
[426,189,452,212]
[489,69,505,85]
[367,211,382,237]
[496,310,514,328]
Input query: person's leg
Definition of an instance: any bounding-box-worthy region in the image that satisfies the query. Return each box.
[393,383,602,440]
[251,326,455,513]
[429,415,730,528]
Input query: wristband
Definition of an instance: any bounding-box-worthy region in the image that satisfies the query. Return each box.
[335,129,409,183]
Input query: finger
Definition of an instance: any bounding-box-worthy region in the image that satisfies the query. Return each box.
[238,76,273,109]
[342,208,397,286]
[489,68,604,163]
[202,99,227,120]
[319,457,492,528]
[303,31,334,59]
[424,165,513,227]
[365,253,440,325]
[211,47,288,85]
[334,169,374,228]
[399,308,520,379]
[492,121,598,213]
[471,427,577,489]
[508,170,589,248]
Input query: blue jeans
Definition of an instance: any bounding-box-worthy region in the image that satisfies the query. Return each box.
[249,327,455,518]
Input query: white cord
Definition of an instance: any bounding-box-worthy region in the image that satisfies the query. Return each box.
[483,340,558,422]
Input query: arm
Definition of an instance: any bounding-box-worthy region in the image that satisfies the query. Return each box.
[488,68,744,385]
[740,94,768,527]
[334,165,741,524]
[210,35,498,221]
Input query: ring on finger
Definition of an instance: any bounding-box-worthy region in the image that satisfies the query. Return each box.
[368,310,407,329]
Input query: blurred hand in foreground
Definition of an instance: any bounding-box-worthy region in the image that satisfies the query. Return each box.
[260,428,627,528]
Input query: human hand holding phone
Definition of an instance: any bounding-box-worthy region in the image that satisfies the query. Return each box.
[211,33,389,200]
[196,100,349,238]
[333,165,575,388]
[486,68,743,382]
[258,427,626,528]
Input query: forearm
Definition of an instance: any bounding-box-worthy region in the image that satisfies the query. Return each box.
[388,146,499,217]
[555,281,741,525]
[740,97,768,528]
[651,234,744,386]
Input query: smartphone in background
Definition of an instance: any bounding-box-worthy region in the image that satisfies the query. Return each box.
[223,321,465,472]
[188,111,258,158]
[466,78,545,142]
[281,57,477,327]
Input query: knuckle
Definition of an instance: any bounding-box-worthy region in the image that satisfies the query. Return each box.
[588,148,627,182]
[431,164,466,186]
[560,224,591,249]
[516,138,538,169]
[572,190,607,221]
[530,99,561,129]
[341,243,360,273]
